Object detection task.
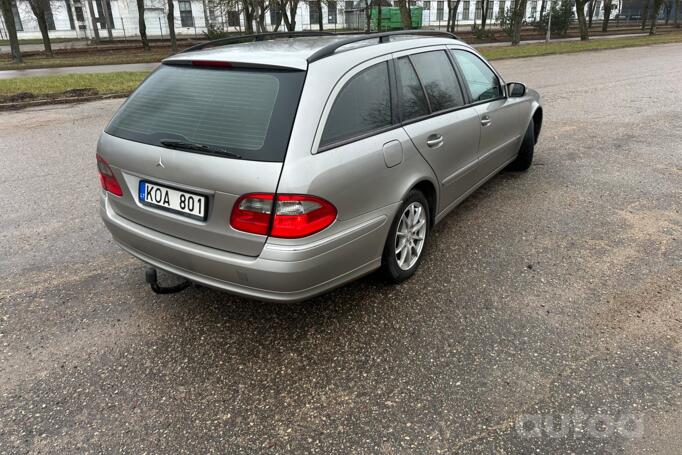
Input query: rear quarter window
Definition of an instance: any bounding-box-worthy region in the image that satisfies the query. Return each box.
[105,64,305,162]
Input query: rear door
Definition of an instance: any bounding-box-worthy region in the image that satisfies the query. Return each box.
[99,63,305,257]
[450,49,526,177]
[394,49,481,213]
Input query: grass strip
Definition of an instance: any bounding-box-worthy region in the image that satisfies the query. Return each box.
[480,31,682,60]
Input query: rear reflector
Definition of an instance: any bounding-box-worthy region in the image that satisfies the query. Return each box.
[96,154,123,197]
[230,193,337,238]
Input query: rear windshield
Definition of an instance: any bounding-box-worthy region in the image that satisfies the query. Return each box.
[105,64,305,162]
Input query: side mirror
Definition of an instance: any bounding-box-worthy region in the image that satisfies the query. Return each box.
[507,82,526,98]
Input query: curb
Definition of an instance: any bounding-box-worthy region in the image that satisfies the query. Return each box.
[0,92,129,111]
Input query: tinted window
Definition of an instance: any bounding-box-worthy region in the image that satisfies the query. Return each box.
[451,50,502,102]
[320,62,392,147]
[410,51,464,112]
[396,57,430,121]
[105,65,305,162]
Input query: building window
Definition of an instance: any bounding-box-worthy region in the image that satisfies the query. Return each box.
[328,0,337,23]
[487,0,493,19]
[309,0,321,25]
[462,0,469,19]
[475,0,482,19]
[424,0,430,9]
[530,0,537,16]
[499,0,506,13]
[74,4,85,22]
[95,0,115,29]
[178,0,194,26]
[227,10,240,26]
[409,0,416,6]
[436,0,444,20]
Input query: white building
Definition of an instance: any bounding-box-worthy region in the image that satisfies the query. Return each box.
[1,0,610,41]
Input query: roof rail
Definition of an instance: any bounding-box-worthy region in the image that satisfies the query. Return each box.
[181,31,337,54]
[307,30,460,63]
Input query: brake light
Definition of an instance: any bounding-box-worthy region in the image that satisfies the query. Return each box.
[191,60,233,68]
[230,193,337,238]
[96,154,123,197]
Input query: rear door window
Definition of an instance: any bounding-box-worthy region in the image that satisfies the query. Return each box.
[409,51,465,113]
[396,56,430,121]
[105,64,305,162]
[451,50,502,102]
[320,62,393,148]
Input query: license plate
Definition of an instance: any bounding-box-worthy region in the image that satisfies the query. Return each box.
[139,181,207,220]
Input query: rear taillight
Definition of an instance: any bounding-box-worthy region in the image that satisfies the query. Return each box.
[230,193,337,238]
[96,154,123,197]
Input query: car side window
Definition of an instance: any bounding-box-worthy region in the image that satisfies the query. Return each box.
[320,62,392,148]
[409,51,465,113]
[451,50,502,102]
[396,57,430,121]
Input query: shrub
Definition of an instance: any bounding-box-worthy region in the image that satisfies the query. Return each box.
[203,24,230,40]
[472,25,497,40]
[533,0,575,37]
[496,7,515,37]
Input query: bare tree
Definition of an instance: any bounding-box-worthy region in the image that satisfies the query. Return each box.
[511,0,528,45]
[270,0,283,30]
[649,0,664,33]
[281,0,300,30]
[397,0,411,29]
[539,0,547,20]
[602,0,613,31]
[365,0,371,30]
[575,0,589,40]
[136,0,150,50]
[675,0,680,26]
[446,0,462,32]
[587,0,597,27]
[27,0,53,56]
[167,0,177,51]
[86,0,100,43]
[254,0,269,31]
[0,0,22,63]
[641,0,649,29]
[480,0,491,29]
[316,0,323,29]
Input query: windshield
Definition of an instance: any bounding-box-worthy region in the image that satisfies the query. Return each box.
[105,64,305,162]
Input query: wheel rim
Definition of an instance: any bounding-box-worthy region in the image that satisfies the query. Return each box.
[395,202,427,271]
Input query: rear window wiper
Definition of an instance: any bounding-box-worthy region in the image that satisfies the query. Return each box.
[160,140,242,159]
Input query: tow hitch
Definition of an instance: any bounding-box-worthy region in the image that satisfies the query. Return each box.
[145,267,191,294]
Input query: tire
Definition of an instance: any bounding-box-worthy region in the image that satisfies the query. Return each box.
[381,190,430,283]
[507,120,535,172]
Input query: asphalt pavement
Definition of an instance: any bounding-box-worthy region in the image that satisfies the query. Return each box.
[0,44,681,453]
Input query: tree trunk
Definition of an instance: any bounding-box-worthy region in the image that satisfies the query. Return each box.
[28,2,54,56]
[241,0,253,33]
[100,0,114,40]
[511,0,527,45]
[398,0,411,29]
[602,0,612,31]
[446,0,453,30]
[365,0,371,31]
[675,0,680,26]
[450,0,461,32]
[649,0,663,33]
[136,0,150,50]
[377,2,382,31]
[539,0,546,20]
[575,0,589,40]
[316,0,323,30]
[282,0,297,31]
[588,0,596,27]
[167,0,177,51]
[0,0,22,63]
[641,0,649,29]
[86,0,100,43]
[480,0,488,28]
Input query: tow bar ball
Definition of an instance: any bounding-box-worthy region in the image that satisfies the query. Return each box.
[145,267,191,294]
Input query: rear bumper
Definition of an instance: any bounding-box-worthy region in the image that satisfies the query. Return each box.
[101,194,395,302]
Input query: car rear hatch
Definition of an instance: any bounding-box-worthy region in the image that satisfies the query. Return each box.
[98,60,306,257]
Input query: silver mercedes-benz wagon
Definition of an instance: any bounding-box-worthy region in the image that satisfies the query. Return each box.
[98,30,543,302]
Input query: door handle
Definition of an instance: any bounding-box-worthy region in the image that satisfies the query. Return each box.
[426,134,443,148]
[481,115,492,127]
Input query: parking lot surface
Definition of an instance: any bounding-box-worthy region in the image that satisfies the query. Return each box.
[1,44,681,453]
